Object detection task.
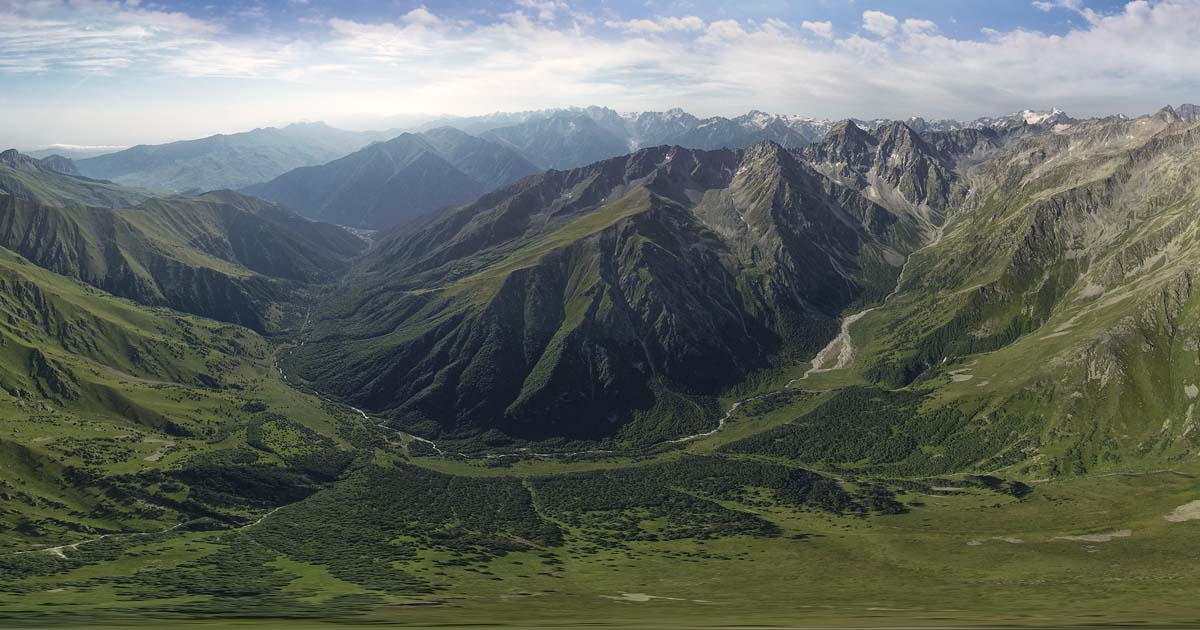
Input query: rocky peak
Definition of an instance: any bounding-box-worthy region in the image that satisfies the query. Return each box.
[1154,105,1183,124]
[37,155,80,176]
[1177,103,1200,123]
[802,120,878,167]
[0,149,43,172]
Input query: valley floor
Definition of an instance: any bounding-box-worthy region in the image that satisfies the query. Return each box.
[3,424,1200,627]
[4,302,1200,628]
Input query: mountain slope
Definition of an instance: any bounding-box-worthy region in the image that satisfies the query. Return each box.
[0,191,365,331]
[0,240,370,553]
[244,128,540,229]
[790,112,1200,476]
[0,149,150,208]
[282,143,931,448]
[75,123,391,194]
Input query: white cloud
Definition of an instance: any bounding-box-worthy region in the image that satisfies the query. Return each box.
[901,19,938,36]
[801,20,833,39]
[698,19,749,44]
[1032,0,1100,23]
[605,15,704,33]
[0,0,223,75]
[1033,0,1083,11]
[403,7,440,27]
[862,10,899,37]
[661,16,705,31]
[514,0,566,22]
[6,0,1200,147]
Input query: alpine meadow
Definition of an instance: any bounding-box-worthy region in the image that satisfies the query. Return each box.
[5,1,1200,628]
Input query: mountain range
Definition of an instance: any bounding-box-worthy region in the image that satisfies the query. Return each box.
[73,122,397,194]
[236,106,1068,231]
[243,127,540,229]
[280,123,971,447]
[416,105,1076,171]
[7,103,1200,625]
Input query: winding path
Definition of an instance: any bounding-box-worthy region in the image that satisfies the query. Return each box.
[4,506,285,559]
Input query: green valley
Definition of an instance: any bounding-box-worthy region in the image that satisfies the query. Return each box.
[5,106,1200,629]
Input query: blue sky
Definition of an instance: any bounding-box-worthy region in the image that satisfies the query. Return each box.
[1,0,1197,147]
[138,0,1132,39]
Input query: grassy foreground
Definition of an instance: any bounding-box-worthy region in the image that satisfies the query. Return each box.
[2,438,1199,627]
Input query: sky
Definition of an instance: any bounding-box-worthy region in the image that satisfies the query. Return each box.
[2,0,1198,148]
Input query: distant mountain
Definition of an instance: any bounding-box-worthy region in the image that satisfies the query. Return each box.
[482,112,632,170]
[75,122,395,194]
[0,190,365,332]
[419,106,1006,170]
[25,145,127,160]
[434,107,837,169]
[244,127,540,229]
[966,108,1072,131]
[624,108,702,147]
[667,111,828,151]
[282,142,930,448]
[35,154,80,176]
[416,108,589,135]
[0,148,150,208]
[1177,103,1200,122]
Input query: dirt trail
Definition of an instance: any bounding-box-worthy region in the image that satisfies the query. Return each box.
[142,437,175,462]
[4,523,184,559]
[4,504,285,559]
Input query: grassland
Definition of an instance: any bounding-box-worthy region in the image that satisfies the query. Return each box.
[2,452,1198,627]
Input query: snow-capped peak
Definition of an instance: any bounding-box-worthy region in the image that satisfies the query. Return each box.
[1020,108,1066,125]
[744,110,774,129]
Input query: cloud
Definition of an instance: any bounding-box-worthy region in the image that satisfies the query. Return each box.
[515,0,566,22]
[698,19,749,44]
[605,15,704,33]
[862,10,899,37]
[6,0,1200,147]
[1032,0,1101,23]
[0,1,223,75]
[403,6,440,27]
[801,20,833,39]
[901,19,938,36]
